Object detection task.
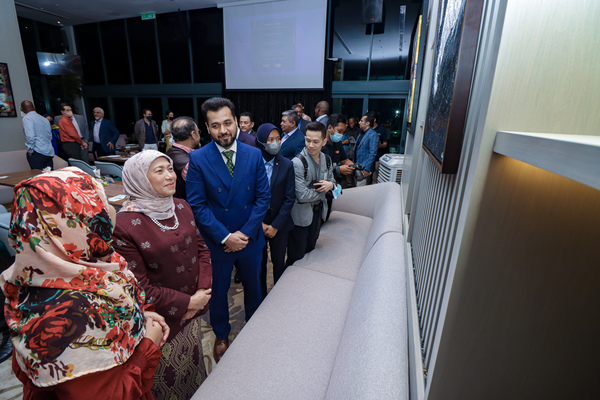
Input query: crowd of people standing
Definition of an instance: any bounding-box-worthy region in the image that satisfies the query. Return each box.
[4,97,389,399]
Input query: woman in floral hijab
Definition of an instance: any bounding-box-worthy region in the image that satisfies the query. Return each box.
[0,167,168,399]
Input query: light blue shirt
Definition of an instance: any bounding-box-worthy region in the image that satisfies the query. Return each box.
[263,158,274,184]
[22,111,54,157]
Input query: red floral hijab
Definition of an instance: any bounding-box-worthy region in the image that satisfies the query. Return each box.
[0,168,146,387]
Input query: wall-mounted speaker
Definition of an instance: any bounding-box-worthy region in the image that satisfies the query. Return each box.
[362,0,383,24]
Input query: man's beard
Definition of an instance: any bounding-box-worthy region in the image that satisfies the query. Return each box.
[214,133,234,148]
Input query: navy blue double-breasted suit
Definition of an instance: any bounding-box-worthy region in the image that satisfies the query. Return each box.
[89,118,120,155]
[187,140,270,339]
[260,154,295,298]
[279,129,306,160]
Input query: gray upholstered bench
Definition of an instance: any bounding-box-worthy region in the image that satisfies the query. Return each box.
[193,182,408,400]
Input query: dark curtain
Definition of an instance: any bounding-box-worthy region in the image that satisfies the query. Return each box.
[223,60,334,127]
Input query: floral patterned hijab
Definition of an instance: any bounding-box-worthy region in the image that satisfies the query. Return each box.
[0,168,146,387]
[120,150,175,220]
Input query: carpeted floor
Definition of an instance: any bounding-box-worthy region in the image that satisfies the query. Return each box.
[0,265,273,400]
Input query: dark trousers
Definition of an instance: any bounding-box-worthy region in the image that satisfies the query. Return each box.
[260,229,290,299]
[26,152,53,170]
[209,251,262,340]
[62,142,84,161]
[93,142,115,158]
[286,203,323,267]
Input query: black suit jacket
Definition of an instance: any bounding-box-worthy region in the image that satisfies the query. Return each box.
[297,119,308,135]
[166,145,190,200]
[264,154,296,232]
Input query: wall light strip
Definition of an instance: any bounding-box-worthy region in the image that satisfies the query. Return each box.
[493,131,600,191]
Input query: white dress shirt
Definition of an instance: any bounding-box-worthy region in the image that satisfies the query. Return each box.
[93,118,103,143]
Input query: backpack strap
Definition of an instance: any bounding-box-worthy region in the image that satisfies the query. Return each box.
[296,153,332,180]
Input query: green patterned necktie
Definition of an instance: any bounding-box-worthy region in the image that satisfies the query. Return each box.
[223,150,235,176]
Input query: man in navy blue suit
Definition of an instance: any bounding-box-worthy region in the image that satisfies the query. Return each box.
[254,123,296,299]
[186,97,270,362]
[278,110,305,160]
[90,107,120,158]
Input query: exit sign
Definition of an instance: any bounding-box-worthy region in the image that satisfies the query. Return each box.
[141,12,156,20]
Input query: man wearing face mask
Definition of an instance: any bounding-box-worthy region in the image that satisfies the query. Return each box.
[134,109,159,151]
[322,113,355,186]
[20,100,54,170]
[57,103,89,161]
[254,123,295,299]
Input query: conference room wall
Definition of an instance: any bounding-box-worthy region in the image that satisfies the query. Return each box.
[0,1,31,154]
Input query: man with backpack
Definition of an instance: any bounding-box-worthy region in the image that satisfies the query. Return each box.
[286,122,336,267]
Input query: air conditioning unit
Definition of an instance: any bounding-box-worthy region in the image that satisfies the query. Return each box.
[377,154,404,184]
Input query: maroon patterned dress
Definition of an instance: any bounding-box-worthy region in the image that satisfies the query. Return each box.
[113,198,212,400]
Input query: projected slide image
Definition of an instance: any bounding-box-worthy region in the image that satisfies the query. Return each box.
[223,0,327,89]
[252,17,296,73]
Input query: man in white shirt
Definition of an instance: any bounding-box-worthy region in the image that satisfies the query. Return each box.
[20,100,54,170]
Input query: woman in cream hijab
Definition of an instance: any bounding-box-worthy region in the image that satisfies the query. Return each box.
[113,150,212,400]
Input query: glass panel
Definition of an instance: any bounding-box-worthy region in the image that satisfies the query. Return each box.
[85,97,109,118]
[127,18,160,84]
[167,98,195,120]
[100,20,131,84]
[331,0,421,81]
[157,12,192,84]
[112,97,136,139]
[137,97,163,121]
[367,98,406,154]
[75,23,105,85]
[332,98,364,120]
[189,8,224,83]
[369,3,421,80]
[38,22,68,53]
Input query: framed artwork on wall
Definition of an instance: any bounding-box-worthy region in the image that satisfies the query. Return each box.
[0,63,17,118]
[422,0,484,174]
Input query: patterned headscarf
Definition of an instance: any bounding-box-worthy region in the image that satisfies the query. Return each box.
[120,150,175,220]
[0,168,146,387]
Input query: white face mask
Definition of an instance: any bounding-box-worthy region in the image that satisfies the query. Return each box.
[20,110,26,118]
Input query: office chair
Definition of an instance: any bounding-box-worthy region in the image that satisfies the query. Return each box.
[0,205,15,256]
[94,161,123,178]
[68,158,96,177]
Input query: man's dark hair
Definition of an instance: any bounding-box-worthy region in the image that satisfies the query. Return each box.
[366,111,379,122]
[142,108,151,116]
[201,97,236,121]
[240,111,253,122]
[171,116,198,142]
[328,113,347,130]
[59,103,71,112]
[362,113,375,128]
[282,110,299,126]
[306,121,327,139]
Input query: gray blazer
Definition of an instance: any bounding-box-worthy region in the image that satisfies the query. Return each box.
[290,148,335,227]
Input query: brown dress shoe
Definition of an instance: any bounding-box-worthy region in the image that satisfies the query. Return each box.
[213,338,229,363]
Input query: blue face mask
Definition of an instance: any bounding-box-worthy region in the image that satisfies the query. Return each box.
[331,132,343,143]
[146,115,153,121]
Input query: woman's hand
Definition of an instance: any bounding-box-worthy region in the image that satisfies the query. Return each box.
[144,311,170,346]
[145,316,165,346]
[183,288,212,320]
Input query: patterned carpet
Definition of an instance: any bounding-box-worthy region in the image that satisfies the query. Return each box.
[0,266,272,400]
